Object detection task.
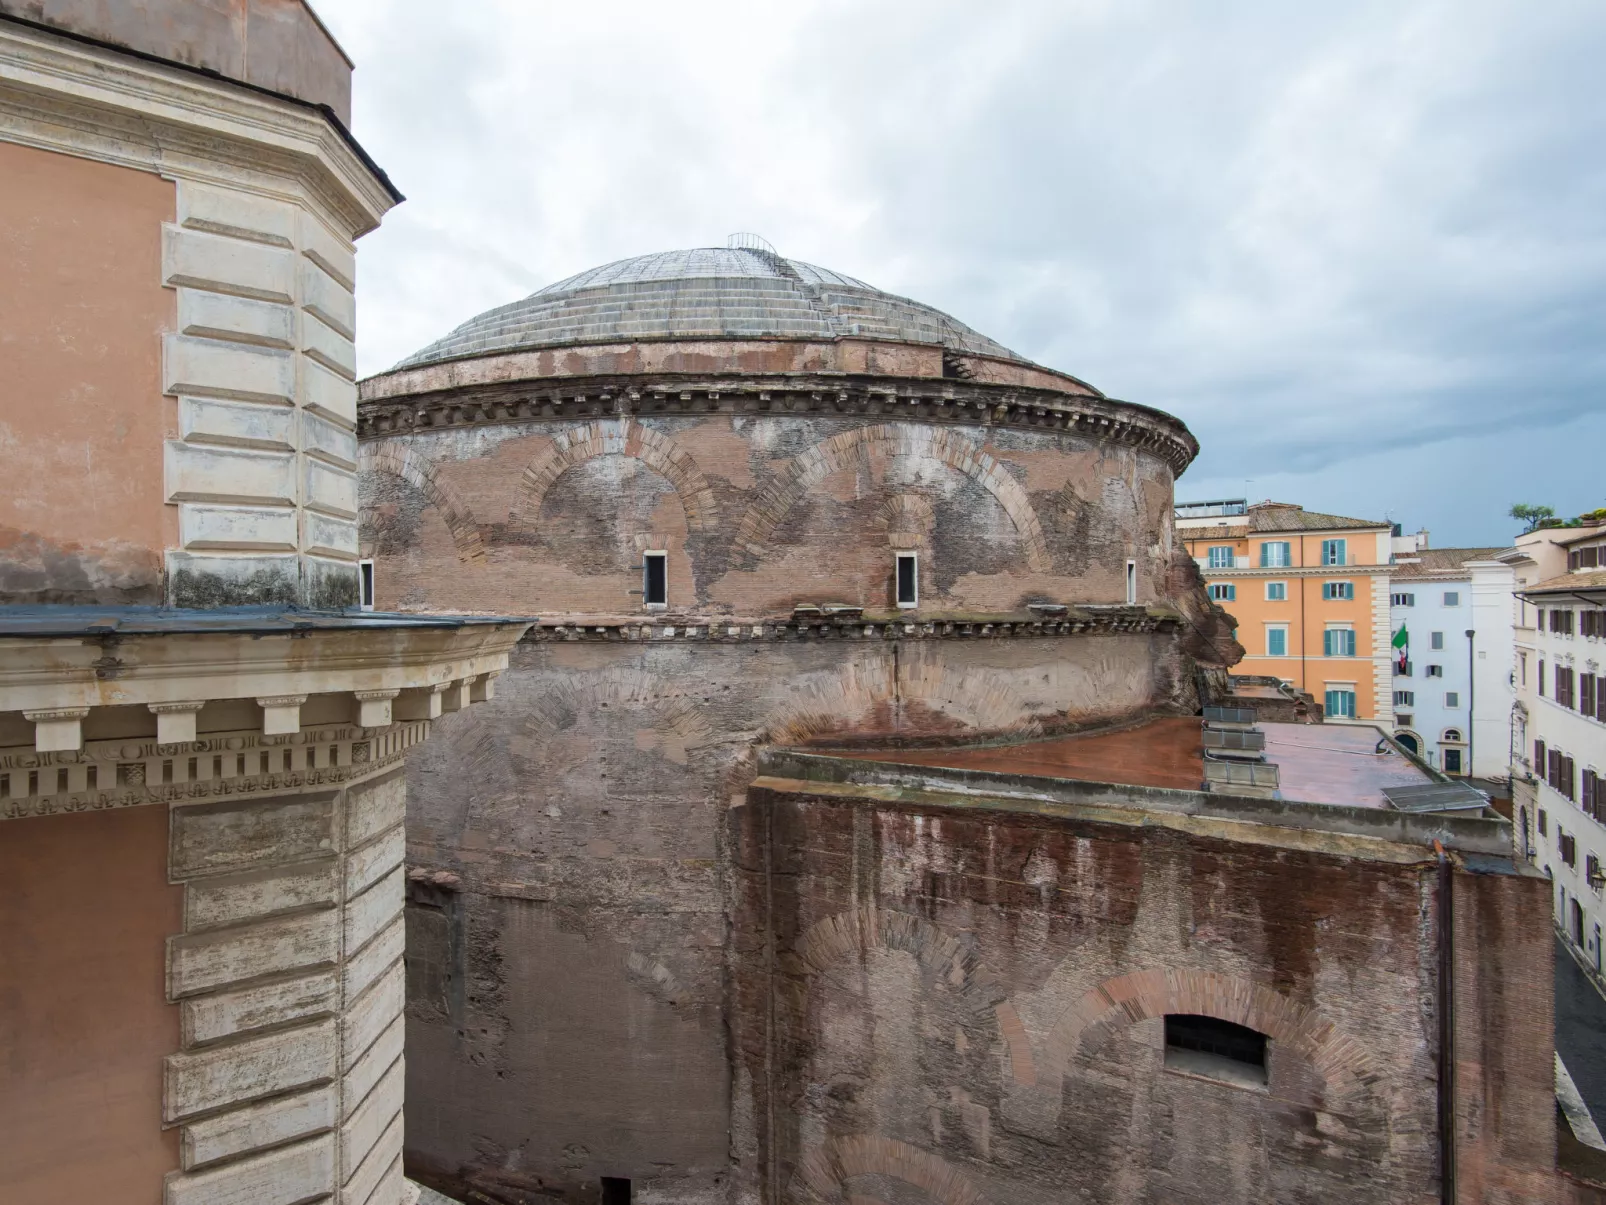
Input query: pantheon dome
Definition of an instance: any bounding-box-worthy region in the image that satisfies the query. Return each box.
[392,245,1031,369]
[355,243,1240,1201]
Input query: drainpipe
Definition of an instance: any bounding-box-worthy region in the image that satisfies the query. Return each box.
[1465,629,1476,778]
[1435,839,1457,1204]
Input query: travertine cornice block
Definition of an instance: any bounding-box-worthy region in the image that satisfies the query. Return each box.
[0,22,396,237]
[23,707,88,752]
[150,701,206,745]
[258,695,307,736]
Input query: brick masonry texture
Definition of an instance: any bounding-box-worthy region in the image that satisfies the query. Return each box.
[732,783,1565,1205]
[399,632,1187,1202]
[359,414,1198,619]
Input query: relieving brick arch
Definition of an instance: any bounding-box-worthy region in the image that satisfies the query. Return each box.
[735,423,1053,571]
[793,1135,991,1205]
[792,906,1036,1087]
[1045,967,1382,1114]
[359,443,485,562]
[508,418,719,533]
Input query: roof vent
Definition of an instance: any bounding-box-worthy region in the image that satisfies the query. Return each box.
[727,232,777,254]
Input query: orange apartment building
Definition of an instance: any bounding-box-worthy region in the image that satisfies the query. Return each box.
[1178,500,1394,723]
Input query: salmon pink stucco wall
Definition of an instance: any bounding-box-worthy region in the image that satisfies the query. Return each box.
[0,805,183,1204]
[0,140,175,604]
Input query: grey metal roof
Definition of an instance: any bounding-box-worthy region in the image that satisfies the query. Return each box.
[1380,782,1490,814]
[393,246,1029,370]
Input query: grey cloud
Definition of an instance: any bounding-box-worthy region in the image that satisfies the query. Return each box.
[321,0,1606,544]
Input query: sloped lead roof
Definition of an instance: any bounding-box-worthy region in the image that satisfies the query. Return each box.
[393,246,1028,370]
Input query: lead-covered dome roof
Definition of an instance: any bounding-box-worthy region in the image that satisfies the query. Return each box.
[393,246,1028,370]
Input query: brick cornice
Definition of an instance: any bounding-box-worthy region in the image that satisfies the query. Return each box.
[357,373,1199,474]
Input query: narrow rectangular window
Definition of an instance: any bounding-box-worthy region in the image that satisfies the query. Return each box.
[1443,591,1460,606]
[1445,692,1459,708]
[359,560,375,611]
[643,551,668,607]
[1266,581,1287,601]
[1430,631,1444,650]
[896,552,919,608]
[1266,627,1287,657]
[1126,559,1137,605]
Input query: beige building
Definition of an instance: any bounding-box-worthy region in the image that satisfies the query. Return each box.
[0,5,528,1204]
[1507,522,1606,979]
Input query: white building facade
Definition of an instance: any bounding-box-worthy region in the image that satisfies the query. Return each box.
[1386,542,1516,779]
[1509,524,1606,974]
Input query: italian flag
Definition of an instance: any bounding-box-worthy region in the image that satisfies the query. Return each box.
[1393,625,1408,671]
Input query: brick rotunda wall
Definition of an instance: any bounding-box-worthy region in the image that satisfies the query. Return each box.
[362,401,1236,1200]
[359,413,1185,616]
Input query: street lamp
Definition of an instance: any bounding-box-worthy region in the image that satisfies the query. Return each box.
[1465,629,1476,778]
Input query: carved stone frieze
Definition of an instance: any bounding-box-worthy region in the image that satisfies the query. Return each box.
[0,721,429,820]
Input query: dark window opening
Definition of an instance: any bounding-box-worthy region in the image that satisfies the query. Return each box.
[602,1177,632,1205]
[1164,1013,1268,1086]
[359,560,375,610]
[643,552,668,607]
[896,552,918,608]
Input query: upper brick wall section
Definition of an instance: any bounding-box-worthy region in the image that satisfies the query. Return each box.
[0,0,353,123]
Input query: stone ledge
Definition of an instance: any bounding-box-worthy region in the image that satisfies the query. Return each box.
[528,606,1179,644]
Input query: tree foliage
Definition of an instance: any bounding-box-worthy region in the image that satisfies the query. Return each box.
[1509,503,1557,533]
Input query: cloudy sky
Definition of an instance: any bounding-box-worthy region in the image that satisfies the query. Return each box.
[320,0,1605,547]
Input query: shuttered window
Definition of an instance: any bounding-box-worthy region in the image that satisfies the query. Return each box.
[1323,628,1356,656]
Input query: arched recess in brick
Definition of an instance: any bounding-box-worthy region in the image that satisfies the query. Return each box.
[360,443,486,561]
[508,418,719,533]
[1044,967,1381,1113]
[793,1135,991,1205]
[791,905,1036,1087]
[735,423,1051,571]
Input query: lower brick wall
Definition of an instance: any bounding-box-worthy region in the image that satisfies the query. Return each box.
[731,780,1566,1205]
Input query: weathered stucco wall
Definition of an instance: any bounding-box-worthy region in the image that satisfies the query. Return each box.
[0,0,354,122]
[730,782,1560,1205]
[401,630,1186,1202]
[0,140,174,603]
[361,415,1187,619]
[0,805,182,1204]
